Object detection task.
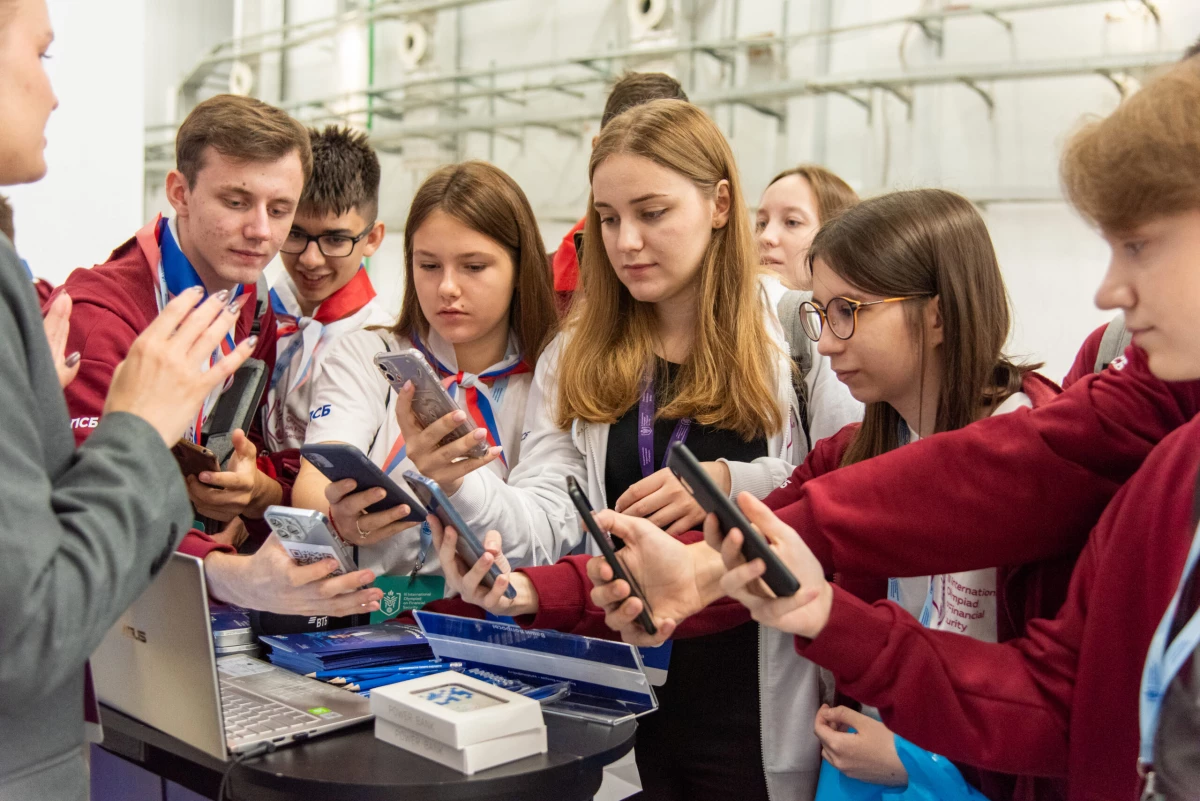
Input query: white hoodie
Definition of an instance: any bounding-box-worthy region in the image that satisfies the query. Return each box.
[448,292,861,801]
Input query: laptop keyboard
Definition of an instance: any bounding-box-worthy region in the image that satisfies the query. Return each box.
[220,685,318,742]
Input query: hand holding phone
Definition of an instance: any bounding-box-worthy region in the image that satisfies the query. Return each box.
[300,443,426,522]
[665,442,800,598]
[404,471,516,599]
[566,477,657,636]
[171,439,221,485]
[265,506,358,576]
[374,351,488,458]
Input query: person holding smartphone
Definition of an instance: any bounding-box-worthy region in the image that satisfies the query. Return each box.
[291,161,558,585]
[0,3,264,795]
[439,186,1068,800]
[422,99,862,801]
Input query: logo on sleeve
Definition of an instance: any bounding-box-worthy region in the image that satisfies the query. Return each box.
[70,417,100,429]
[309,404,332,421]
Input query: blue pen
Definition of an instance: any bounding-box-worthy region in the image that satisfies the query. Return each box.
[307,660,451,680]
[344,671,446,692]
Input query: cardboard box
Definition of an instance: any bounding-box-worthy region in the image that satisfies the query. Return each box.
[370,671,543,748]
[375,717,547,775]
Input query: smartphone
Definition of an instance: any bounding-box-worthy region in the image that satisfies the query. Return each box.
[566,477,656,636]
[374,350,488,459]
[264,506,358,576]
[204,358,268,468]
[403,471,516,599]
[664,442,800,598]
[300,443,427,522]
[172,439,221,480]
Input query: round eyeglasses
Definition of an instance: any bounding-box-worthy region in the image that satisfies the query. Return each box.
[799,294,933,341]
[279,223,374,258]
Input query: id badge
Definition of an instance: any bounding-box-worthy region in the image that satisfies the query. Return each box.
[371,575,446,623]
[638,642,672,686]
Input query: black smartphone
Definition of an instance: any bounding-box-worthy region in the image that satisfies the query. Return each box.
[404,471,516,599]
[566,477,657,636]
[204,357,268,468]
[664,442,800,598]
[300,443,427,522]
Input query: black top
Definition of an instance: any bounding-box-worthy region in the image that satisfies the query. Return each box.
[605,359,770,801]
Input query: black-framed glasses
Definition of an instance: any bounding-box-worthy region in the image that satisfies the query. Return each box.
[799,294,932,341]
[280,223,374,258]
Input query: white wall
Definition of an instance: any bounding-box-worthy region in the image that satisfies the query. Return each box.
[6,0,145,286]
[150,0,1200,379]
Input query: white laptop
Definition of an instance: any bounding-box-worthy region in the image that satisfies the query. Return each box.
[92,553,372,759]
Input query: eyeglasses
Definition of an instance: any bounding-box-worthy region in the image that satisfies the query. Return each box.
[279,223,374,258]
[799,294,932,341]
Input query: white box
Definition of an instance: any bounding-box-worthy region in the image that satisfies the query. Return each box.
[375,717,547,775]
[369,670,544,749]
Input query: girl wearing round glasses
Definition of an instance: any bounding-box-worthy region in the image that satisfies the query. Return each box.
[436,186,1067,799]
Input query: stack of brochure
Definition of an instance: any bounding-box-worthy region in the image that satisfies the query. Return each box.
[259,621,433,675]
[371,671,547,774]
[209,603,260,658]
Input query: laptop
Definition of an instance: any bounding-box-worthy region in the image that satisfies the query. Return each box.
[92,553,372,760]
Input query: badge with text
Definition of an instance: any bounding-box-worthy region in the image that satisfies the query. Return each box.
[371,575,446,623]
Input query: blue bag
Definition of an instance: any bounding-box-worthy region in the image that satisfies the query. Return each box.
[814,733,988,801]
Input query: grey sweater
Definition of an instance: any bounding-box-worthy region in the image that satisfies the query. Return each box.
[0,236,191,800]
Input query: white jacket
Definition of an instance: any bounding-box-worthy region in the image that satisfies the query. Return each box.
[449,295,861,801]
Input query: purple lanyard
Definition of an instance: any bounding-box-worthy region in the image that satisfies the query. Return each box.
[638,376,691,479]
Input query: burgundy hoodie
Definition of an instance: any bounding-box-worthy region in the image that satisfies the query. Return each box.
[52,216,287,561]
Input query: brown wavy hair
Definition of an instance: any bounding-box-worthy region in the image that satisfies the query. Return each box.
[392,161,557,364]
[556,99,783,440]
[805,189,1031,467]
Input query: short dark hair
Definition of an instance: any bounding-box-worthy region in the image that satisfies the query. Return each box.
[0,194,12,242]
[299,126,381,221]
[1185,36,1200,61]
[176,94,313,188]
[600,72,688,129]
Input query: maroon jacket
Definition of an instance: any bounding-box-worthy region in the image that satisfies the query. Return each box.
[52,217,287,561]
[1062,323,1108,389]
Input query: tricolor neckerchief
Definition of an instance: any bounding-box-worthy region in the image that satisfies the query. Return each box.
[382,328,529,474]
[264,266,378,450]
[151,216,245,444]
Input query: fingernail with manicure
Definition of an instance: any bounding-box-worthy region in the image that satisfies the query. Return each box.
[185,286,204,297]
[213,289,230,303]
[65,351,81,368]
[246,335,258,348]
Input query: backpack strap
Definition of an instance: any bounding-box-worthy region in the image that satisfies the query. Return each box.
[778,290,814,452]
[1094,313,1133,373]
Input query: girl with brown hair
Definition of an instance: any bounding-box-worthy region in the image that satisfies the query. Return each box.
[292,160,558,577]
[424,98,860,801]
[757,164,859,294]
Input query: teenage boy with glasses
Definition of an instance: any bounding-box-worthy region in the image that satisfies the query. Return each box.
[265,125,391,451]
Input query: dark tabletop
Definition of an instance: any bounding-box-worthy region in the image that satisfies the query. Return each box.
[99,704,636,801]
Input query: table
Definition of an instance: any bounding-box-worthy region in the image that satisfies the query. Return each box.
[97,704,637,801]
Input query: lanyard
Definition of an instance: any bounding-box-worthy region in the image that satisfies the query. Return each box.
[1139,519,1200,769]
[153,217,243,444]
[638,370,690,479]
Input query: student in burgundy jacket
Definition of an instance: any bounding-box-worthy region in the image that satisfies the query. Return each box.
[709,56,1200,801]
[55,216,281,561]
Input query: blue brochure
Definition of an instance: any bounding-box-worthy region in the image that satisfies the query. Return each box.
[259,620,432,673]
[414,611,657,725]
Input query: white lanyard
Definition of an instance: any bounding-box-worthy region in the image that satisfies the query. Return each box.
[1139,518,1200,769]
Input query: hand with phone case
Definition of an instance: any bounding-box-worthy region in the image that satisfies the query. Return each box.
[427,515,539,617]
[710,492,833,641]
[301,443,427,547]
[376,352,504,495]
[186,429,283,522]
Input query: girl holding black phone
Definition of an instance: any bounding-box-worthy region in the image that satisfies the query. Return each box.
[291,161,557,581]
[429,99,864,801]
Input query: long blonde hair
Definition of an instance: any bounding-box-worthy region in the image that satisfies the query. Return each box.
[556,99,782,440]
